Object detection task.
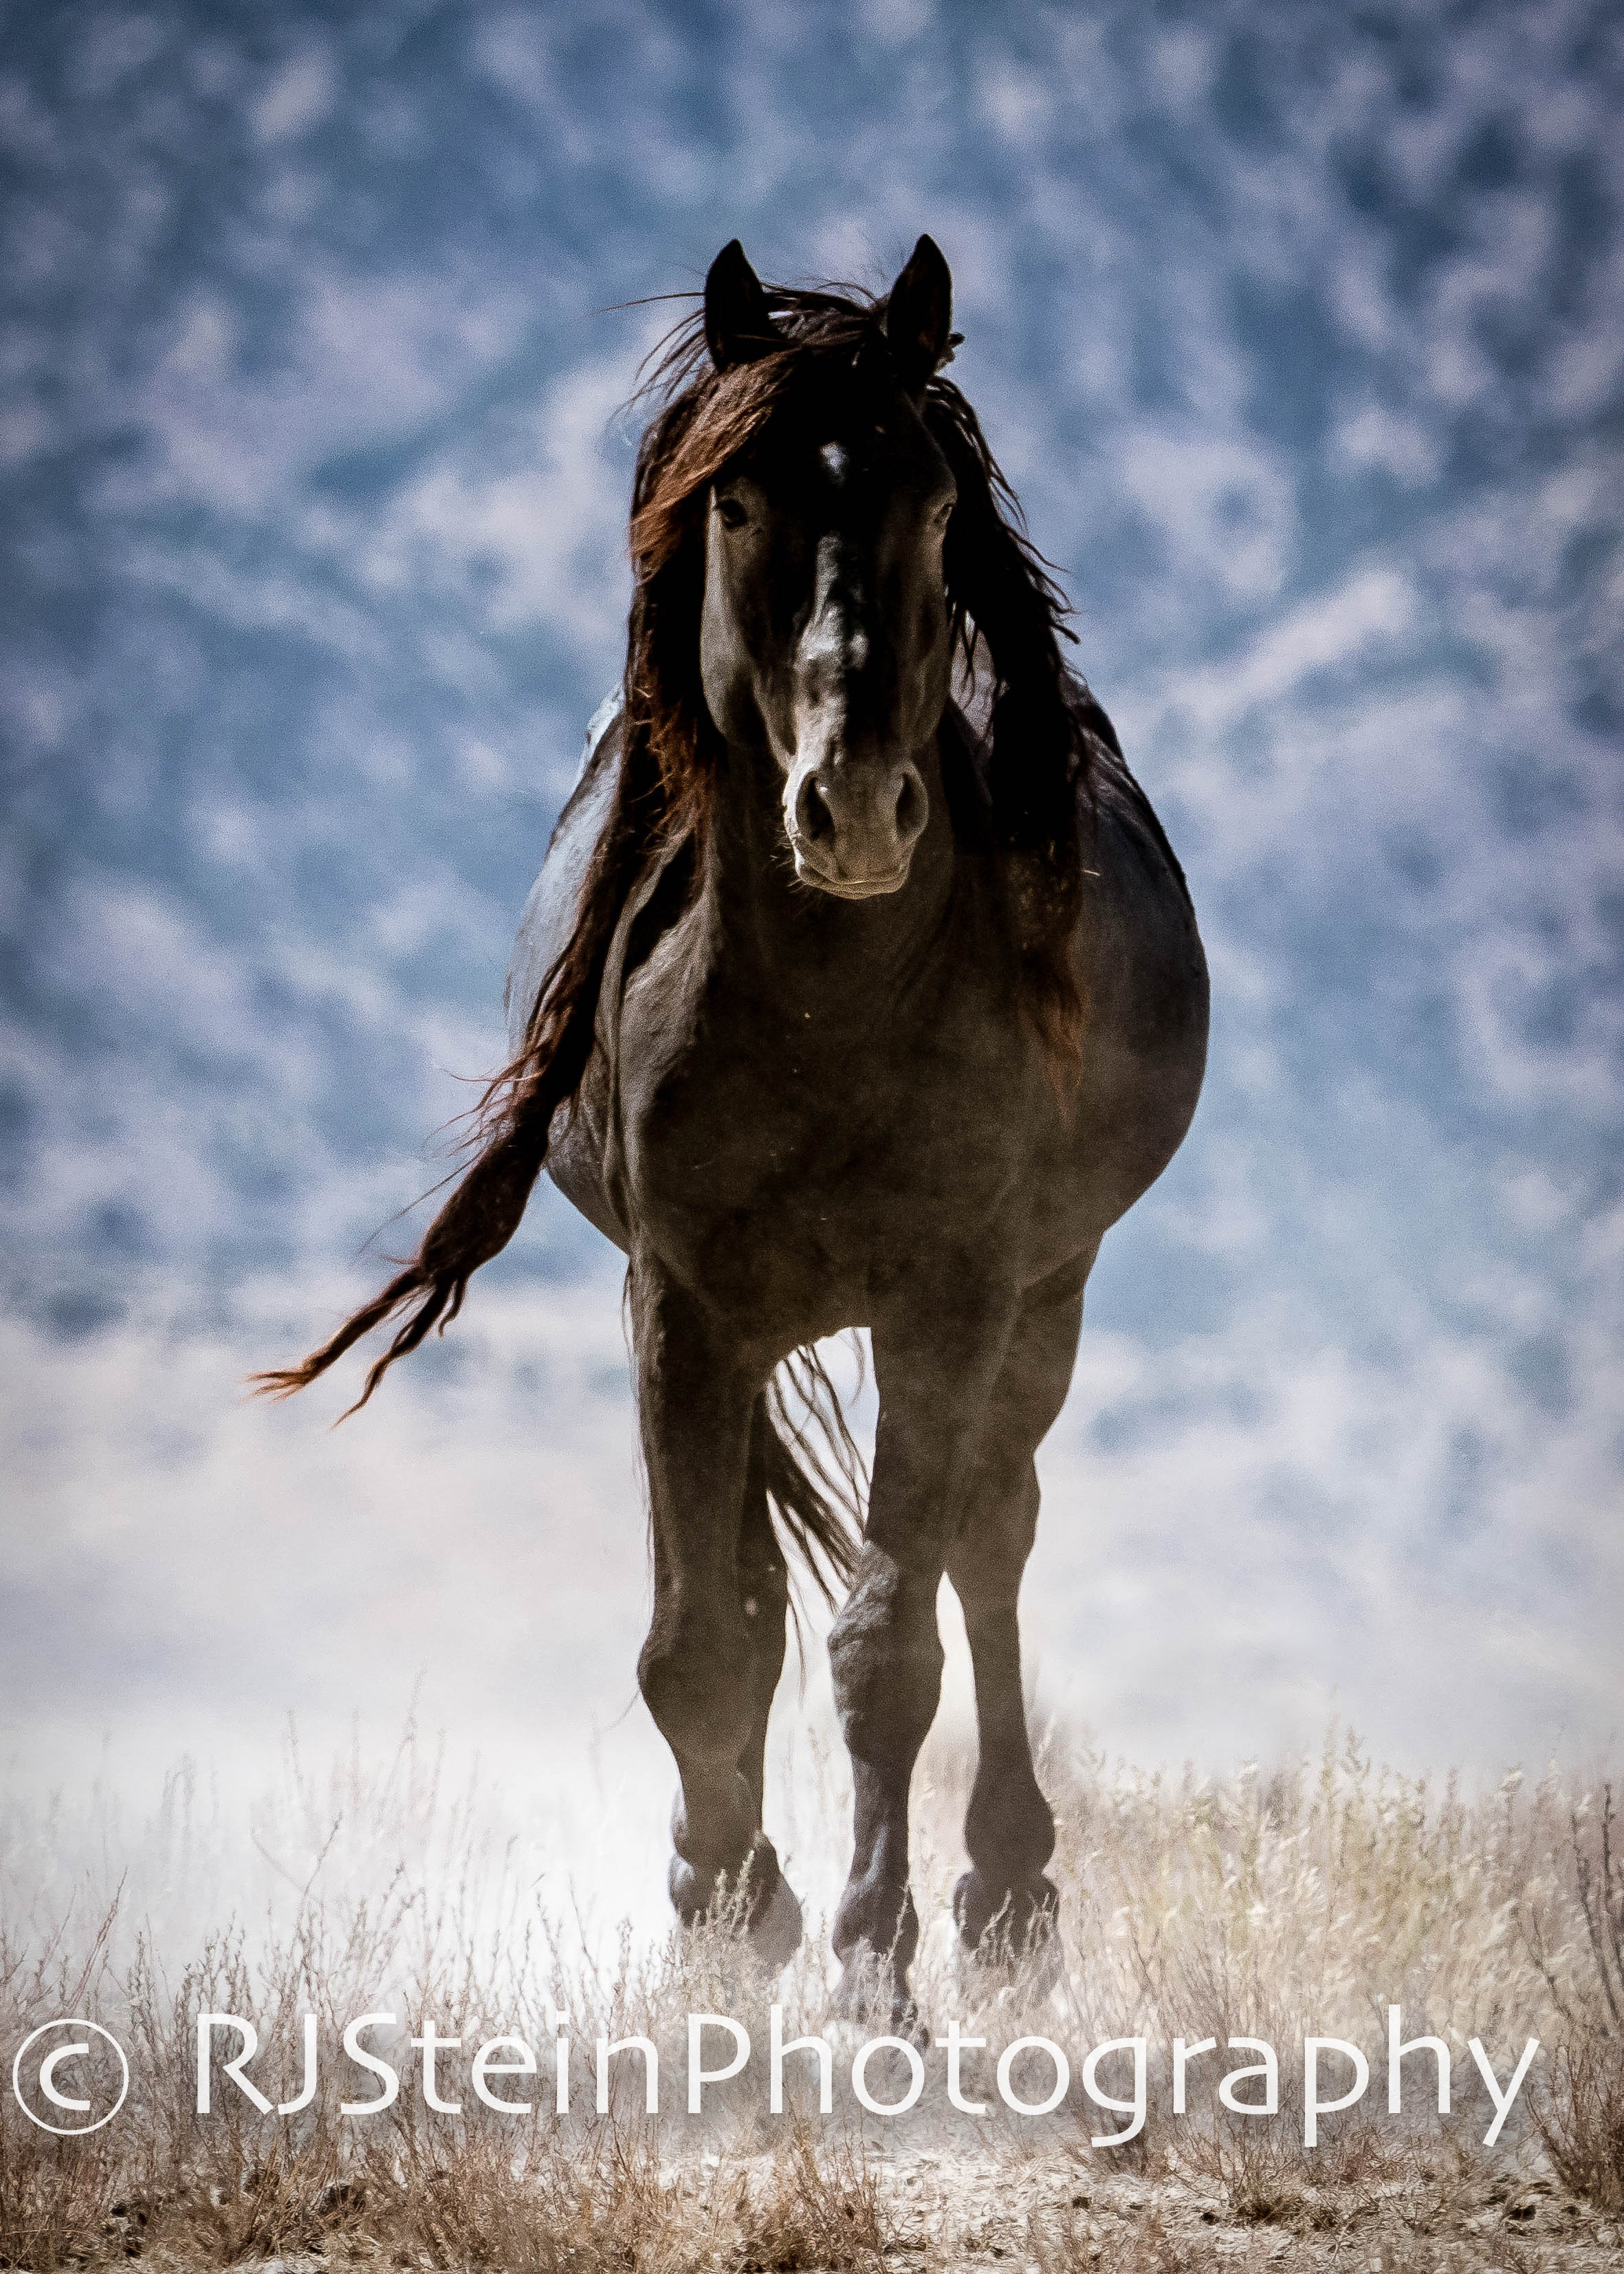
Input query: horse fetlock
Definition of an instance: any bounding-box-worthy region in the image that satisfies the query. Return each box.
[670,1773,761,1869]
[964,1773,1055,1884]
[833,1864,919,1980]
[669,1822,784,1925]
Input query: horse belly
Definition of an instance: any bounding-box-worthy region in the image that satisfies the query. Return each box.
[1040,788,1210,1252]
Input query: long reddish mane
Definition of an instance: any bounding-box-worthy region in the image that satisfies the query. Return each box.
[254,278,1104,1414]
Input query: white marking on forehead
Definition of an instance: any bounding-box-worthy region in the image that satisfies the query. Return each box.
[819,441,849,482]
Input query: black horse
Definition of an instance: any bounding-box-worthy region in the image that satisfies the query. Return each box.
[262,238,1208,2020]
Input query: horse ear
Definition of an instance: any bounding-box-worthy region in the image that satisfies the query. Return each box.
[704,240,780,371]
[884,234,954,395]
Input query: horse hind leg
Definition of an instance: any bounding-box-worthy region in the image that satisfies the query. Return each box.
[946,1272,1086,1977]
[946,1458,1060,1973]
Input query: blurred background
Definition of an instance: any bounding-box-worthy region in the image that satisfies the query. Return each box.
[2,0,1620,1925]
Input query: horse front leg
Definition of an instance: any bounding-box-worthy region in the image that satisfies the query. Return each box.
[630,1256,792,1945]
[828,1283,1018,2024]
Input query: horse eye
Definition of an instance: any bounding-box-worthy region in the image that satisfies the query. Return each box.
[716,496,749,530]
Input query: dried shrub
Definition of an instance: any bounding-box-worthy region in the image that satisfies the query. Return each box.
[1522,1782,1624,2211]
[1536,2034,1624,2213]
[737,2125,889,2269]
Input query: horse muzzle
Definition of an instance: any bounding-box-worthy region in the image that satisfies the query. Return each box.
[784,754,928,899]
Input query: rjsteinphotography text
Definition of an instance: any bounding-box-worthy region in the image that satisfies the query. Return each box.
[14,2008,1541,2148]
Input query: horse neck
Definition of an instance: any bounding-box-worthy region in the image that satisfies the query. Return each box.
[701,728,959,1004]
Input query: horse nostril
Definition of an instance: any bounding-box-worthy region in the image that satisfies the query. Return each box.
[895,768,927,845]
[795,772,835,846]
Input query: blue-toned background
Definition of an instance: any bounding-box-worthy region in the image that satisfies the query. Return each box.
[3,0,1620,1836]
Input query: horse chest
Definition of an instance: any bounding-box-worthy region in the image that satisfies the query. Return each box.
[615,951,1033,1334]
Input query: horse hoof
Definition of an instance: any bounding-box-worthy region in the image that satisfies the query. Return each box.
[953,1870,1062,1993]
[746,1872,803,1971]
[888,1996,926,2048]
[955,1921,1065,2003]
[831,1960,921,2042]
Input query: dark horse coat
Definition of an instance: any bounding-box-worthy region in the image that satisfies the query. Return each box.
[264,238,1209,2018]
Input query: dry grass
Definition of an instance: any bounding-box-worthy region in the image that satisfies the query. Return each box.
[3,1723,1622,2269]
[1522,1785,1624,2212]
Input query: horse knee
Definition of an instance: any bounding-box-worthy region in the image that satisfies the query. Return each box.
[829,1553,943,1758]
[953,1461,1040,1591]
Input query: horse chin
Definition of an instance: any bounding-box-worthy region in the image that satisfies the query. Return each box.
[791,846,912,899]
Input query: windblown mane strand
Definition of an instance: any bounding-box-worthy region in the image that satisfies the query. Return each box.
[252,276,1095,1412]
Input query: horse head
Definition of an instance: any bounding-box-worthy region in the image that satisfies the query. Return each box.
[698,237,959,899]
